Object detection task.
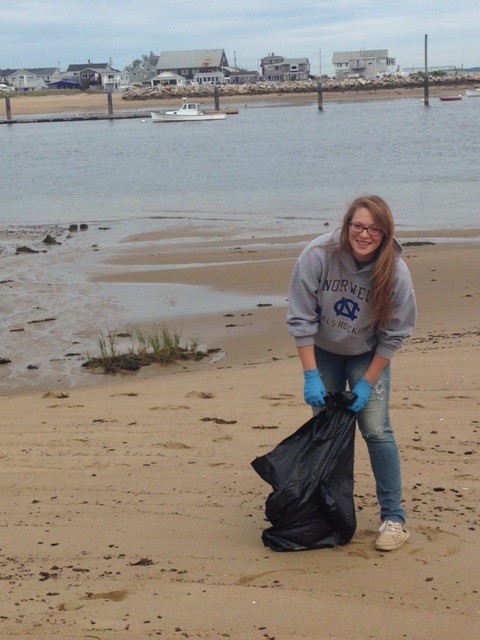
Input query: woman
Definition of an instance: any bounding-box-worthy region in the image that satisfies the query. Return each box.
[286,195,416,551]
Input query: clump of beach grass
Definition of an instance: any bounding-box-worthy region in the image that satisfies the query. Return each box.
[83,326,209,374]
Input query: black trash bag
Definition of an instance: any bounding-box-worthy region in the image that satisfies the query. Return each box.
[251,391,357,552]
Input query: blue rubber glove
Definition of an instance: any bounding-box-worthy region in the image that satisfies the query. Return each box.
[350,378,372,413]
[303,369,326,407]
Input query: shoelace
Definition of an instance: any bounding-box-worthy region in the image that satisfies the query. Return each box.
[380,521,404,534]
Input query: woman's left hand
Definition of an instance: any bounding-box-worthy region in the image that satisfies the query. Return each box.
[350,378,372,412]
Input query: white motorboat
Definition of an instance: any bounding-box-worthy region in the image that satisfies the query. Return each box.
[465,88,480,97]
[151,98,226,122]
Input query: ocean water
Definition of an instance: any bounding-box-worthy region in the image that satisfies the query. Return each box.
[1,97,479,233]
[1,96,479,393]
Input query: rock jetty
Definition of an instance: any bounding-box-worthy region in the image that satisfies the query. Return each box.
[122,74,480,101]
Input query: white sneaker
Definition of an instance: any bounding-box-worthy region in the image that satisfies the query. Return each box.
[375,520,410,551]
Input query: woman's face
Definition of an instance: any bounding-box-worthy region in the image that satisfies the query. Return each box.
[348,206,383,263]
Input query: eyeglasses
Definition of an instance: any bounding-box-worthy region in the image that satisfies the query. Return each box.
[349,222,383,238]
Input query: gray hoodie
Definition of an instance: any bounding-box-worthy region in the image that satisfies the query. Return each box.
[286,230,416,360]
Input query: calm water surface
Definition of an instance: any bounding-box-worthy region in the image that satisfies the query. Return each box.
[1,97,479,232]
[1,96,479,392]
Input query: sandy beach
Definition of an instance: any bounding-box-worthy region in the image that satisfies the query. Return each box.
[1,222,479,638]
[1,81,475,118]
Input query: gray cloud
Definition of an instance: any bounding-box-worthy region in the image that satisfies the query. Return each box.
[1,0,479,72]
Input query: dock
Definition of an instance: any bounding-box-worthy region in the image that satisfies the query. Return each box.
[1,93,238,125]
[0,110,153,125]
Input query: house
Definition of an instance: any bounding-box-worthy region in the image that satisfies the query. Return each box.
[151,71,187,87]
[332,50,396,79]
[193,70,226,86]
[100,70,130,91]
[128,53,159,86]
[156,49,229,81]
[260,53,310,81]
[0,69,18,85]
[227,69,259,84]
[64,62,114,88]
[4,67,61,91]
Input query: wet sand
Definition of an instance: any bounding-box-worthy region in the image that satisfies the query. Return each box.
[1,222,479,638]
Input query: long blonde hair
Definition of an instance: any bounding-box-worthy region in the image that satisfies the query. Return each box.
[339,195,397,327]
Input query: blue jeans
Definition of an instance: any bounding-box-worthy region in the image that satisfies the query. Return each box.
[314,346,405,524]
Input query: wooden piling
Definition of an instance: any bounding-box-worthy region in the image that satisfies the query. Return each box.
[107,92,113,117]
[5,96,12,121]
[424,34,429,106]
[213,86,220,111]
[317,82,323,111]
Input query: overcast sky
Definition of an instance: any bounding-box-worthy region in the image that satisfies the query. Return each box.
[1,1,478,74]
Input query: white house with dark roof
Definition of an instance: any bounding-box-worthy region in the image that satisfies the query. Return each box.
[260,53,310,81]
[332,50,396,79]
[64,62,114,88]
[151,71,187,87]
[4,67,61,90]
[156,49,229,80]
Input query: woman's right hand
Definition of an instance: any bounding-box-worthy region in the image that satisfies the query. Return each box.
[303,369,326,407]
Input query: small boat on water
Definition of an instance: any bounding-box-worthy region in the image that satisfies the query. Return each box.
[465,88,480,97]
[439,95,462,102]
[151,98,227,122]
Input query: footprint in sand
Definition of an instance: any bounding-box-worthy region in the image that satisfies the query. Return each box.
[408,525,462,558]
[347,548,371,559]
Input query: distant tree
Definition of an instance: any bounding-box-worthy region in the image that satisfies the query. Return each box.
[125,58,143,72]
[125,52,158,72]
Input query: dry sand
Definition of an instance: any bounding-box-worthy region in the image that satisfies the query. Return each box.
[1,227,479,639]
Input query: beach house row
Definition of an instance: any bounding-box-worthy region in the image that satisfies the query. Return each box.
[0,62,129,91]
[3,49,470,95]
[0,49,312,92]
[133,49,311,87]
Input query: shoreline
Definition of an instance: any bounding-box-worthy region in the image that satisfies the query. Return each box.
[2,82,477,117]
[1,220,479,397]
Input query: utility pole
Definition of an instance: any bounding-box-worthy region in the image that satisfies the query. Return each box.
[424,34,429,106]
[233,50,237,69]
[317,49,323,110]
